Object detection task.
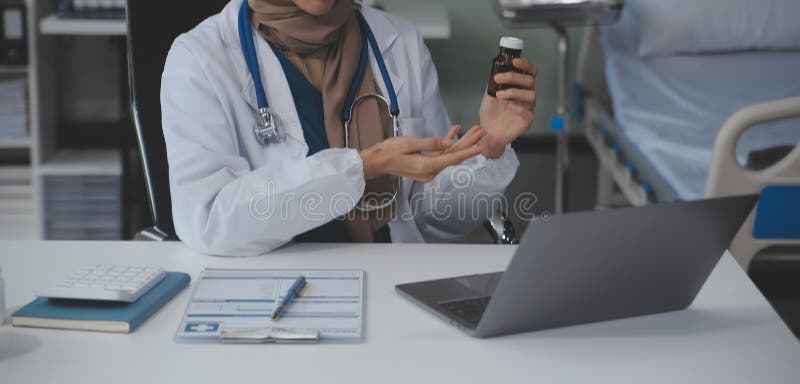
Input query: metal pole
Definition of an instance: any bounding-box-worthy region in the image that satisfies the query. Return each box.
[552,24,570,214]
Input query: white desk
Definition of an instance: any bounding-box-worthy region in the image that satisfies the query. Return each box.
[0,241,798,383]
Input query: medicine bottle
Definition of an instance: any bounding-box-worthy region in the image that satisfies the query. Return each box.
[486,37,524,97]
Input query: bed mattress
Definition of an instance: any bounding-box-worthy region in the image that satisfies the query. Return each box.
[599,7,800,200]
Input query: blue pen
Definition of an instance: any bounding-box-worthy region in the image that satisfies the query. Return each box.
[271,275,307,321]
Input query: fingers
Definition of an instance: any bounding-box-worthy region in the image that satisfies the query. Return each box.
[425,125,462,157]
[445,125,485,154]
[431,146,484,170]
[497,88,536,105]
[513,57,538,77]
[398,136,453,154]
[444,124,461,141]
[493,71,534,89]
[460,125,486,144]
[495,58,537,107]
[401,146,483,182]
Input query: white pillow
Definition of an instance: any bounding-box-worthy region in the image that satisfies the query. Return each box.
[631,0,800,57]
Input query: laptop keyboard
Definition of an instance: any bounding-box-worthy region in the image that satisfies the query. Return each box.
[438,296,492,326]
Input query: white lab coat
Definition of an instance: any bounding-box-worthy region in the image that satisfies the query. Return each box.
[160,0,520,256]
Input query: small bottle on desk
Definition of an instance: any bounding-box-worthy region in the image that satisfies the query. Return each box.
[486,37,524,97]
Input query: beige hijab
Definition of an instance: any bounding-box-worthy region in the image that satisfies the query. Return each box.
[248,0,395,242]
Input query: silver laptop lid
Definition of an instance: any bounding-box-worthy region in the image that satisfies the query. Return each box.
[475,195,758,337]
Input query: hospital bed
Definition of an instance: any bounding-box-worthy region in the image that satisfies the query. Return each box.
[572,0,800,268]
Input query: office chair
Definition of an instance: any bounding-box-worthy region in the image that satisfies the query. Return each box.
[127,0,229,241]
[127,0,517,244]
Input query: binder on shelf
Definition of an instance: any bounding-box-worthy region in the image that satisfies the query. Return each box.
[44,175,122,240]
[58,0,125,20]
[0,76,27,138]
[0,165,31,214]
[0,183,30,198]
[0,1,27,65]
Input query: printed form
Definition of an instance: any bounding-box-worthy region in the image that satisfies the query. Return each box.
[175,269,364,343]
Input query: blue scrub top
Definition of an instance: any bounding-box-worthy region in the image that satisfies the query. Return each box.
[270,44,350,243]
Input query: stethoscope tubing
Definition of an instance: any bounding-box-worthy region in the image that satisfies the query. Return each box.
[239,2,401,212]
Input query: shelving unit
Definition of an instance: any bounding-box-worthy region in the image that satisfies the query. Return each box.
[0,0,131,240]
[36,1,130,240]
[0,0,35,239]
[39,14,126,36]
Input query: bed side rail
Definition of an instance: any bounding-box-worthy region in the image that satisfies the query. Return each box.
[706,96,800,196]
[705,96,800,268]
[584,99,680,206]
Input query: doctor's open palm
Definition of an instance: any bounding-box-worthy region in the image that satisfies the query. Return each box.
[361,57,538,182]
[360,130,485,183]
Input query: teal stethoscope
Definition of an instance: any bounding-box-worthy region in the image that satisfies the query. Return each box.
[238,3,400,211]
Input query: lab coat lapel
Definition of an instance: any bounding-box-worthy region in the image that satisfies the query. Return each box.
[361,8,406,104]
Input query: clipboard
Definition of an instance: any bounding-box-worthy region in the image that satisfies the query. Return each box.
[174,269,364,344]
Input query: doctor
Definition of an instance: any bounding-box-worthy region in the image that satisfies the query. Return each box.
[161,0,538,256]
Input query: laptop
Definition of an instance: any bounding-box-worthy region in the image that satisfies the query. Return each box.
[396,194,759,338]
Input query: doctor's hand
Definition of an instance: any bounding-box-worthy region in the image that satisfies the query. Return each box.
[479,57,538,159]
[360,129,485,183]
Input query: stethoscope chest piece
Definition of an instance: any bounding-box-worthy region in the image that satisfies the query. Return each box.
[254,107,282,145]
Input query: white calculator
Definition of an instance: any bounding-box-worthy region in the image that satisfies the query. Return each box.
[38,265,166,302]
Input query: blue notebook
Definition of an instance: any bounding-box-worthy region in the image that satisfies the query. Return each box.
[12,272,190,333]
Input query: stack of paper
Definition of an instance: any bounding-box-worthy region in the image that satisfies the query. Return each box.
[0,77,28,139]
[44,176,122,240]
[0,165,32,215]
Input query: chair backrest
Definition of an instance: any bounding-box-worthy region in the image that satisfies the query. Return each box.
[126,0,229,238]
